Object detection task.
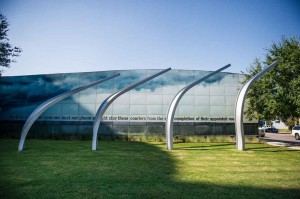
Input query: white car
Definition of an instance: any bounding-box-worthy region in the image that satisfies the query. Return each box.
[258,125,271,130]
[291,125,300,140]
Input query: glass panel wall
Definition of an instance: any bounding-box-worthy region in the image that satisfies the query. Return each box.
[0,69,257,138]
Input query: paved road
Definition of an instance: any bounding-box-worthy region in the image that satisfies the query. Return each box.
[262,132,300,150]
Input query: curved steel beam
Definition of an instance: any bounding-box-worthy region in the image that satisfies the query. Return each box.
[235,61,279,151]
[92,68,171,150]
[166,64,231,150]
[18,73,120,151]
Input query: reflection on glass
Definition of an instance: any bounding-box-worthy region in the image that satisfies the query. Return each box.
[195,96,210,106]
[178,105,194,116]
[209,86,225,96]
[0,69,257,128]
[147,105,163,115]
[194,106,210,116]
[180,95,195,105]
[130,94,147,105]
[113,105,130,115]
[147,94,162,105]
[130,105,147,115]
[210,96,225,106]
[210,106,226,116]
[113,93,130,105]
[225,96,236,106]
[62,104,78,115]
[79,104,96,115]
[79,93,96,104]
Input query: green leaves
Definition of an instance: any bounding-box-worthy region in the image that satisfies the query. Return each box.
[243,36,300,121]
[0,13,22,76]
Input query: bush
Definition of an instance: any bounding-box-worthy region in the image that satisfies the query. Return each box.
[4,131,262,144]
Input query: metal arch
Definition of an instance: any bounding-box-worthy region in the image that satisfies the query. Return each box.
[235,61,279,151]
[18,73,120,151]
[92,68,171,150]
[166,64,231,150]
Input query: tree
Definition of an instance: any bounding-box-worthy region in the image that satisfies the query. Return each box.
[0,13,22,77]
[242,36,300,125]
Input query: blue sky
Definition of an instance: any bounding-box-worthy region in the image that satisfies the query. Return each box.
[1,0,299,76]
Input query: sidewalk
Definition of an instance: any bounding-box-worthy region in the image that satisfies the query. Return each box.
[265,141,300,150]
[261,132,300,150]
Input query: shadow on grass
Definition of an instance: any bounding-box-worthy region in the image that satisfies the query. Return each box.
[0,139,299,199]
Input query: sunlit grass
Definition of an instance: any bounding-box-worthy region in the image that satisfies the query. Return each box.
[0,139,299,198]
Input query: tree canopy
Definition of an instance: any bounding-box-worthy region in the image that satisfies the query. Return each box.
[242,36,300,123]
[0,13,22,76]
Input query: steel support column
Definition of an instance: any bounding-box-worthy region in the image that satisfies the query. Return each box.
[166,64,231,150]
[235,61,279,151]
[18,73,120,151]
[92,68,171,150]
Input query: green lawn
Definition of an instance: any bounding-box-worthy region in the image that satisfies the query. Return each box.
[0,139,299,199]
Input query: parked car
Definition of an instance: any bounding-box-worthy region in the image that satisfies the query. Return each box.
[258,125,271,131]
[292,125,300,140]
[258,129,265,137]
[264,127,278,133]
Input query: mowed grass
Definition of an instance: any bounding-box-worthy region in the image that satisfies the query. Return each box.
[0,139,299,199]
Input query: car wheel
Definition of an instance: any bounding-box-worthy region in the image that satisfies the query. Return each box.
[295,134,300,140]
